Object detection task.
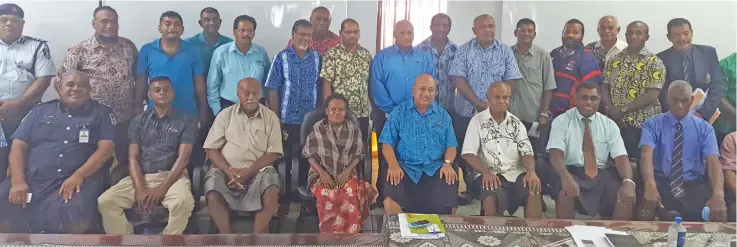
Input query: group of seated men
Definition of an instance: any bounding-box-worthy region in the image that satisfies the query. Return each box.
[378,75,735,224]
[0,72,281,234]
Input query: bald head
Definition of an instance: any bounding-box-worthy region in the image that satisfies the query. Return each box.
[598,15,620,41]
[57,70,91,108]
[395,20,413,29]
[394,20,414,50]
[237,77,262,112]
[238,77,261,91]
[414,74,435,87]
[487,82,511,95]
[473,14,494,25]
[487,82,511,114]
[412,74,436,109]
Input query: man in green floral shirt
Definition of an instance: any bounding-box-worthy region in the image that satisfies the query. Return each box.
[716,53,736,144]
[320,18,372,155]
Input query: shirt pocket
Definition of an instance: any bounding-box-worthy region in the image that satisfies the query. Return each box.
[32,116,58,143]
[524,65,544,84]
[249,60,267,81]
[594,141,610,164]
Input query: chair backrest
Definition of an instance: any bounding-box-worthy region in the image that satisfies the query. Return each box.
[299,108,359,149]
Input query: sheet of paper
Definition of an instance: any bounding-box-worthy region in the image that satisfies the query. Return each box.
[690,88,721,124]
[564,225,627,247]
[527,121,540,138]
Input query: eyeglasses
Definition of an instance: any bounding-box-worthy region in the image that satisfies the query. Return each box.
[0,17,22,25]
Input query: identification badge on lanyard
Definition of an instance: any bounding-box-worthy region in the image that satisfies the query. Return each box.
[79,125,90,143]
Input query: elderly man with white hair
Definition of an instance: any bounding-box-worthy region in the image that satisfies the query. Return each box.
[637,80,728,222]
[585,15,628,70]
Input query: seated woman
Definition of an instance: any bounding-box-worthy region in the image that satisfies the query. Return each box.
[302,94,377,233]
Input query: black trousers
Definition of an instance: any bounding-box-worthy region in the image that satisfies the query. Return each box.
[283,124,308,192]
[521,121,551,158]
[220,98,236,111]
[373,108,388,200]
[451,112,472,192]
[357,117,371,180]
[621,126,642,161]
[0,103,35,180]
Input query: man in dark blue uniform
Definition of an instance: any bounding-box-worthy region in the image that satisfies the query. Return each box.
[0,70,115,233]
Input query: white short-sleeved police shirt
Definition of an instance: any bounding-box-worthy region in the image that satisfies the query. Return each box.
[0,35,56,100]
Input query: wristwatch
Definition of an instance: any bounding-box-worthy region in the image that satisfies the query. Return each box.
[443,160,453,165]
[540,113,549,119]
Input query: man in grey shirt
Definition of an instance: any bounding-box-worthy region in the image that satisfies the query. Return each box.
[509,18,556,154]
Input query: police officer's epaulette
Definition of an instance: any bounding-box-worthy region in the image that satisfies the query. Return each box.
[24,36,47,43]
[35,99,60,107]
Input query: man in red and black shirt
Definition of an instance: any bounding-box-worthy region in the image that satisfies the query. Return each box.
[285,6,341,56]
[550,19,603,117]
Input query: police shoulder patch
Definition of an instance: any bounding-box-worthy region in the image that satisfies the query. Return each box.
[41,45,50,59]
[109,113,117,126]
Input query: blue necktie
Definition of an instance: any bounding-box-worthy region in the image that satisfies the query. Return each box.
[670,123,685,199]
[682,54,691,82]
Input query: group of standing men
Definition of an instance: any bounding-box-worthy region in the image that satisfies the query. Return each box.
[0,2,734,235]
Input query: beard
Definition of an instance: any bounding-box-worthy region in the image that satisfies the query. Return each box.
[561,37,582,49]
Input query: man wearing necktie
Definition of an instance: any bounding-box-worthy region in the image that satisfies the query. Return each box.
[656,18,724,121]
[638,80,727,222]
[545,81,635,220]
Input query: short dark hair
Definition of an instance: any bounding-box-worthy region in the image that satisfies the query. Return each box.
[312,6,330,15]
[575,81,600,96]
[292,19,312,34]
[431,13,451,27]
[233,15,257,30]
[93,6,117,19]
[340,18,359,31]
[667,18,692,34]
[325,93,350,111]
[564,18,585,36]
[628,21,649,34]
[159,11,183,24]
[200,7,219,17]
[516,18,535,30]
[149,76,172,87]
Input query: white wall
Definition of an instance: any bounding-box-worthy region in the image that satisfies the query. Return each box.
[16,0,99,101]
[500,1,737,59]
[15,0,737,101]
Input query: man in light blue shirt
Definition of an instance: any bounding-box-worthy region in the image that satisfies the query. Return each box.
[545,82,635,220]
[379,74,458,215]
[637,80,727,222]
[371,20,436,115]
[208,15,270,115]
[185,7,232,75]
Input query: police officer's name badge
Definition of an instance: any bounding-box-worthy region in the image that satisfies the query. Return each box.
[79,125,90,143]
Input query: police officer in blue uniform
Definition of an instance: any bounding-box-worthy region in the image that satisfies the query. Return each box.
[0,70,115,233]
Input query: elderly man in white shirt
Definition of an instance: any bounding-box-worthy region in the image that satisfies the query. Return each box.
[462,82,542,218]
[584,15,628,70]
